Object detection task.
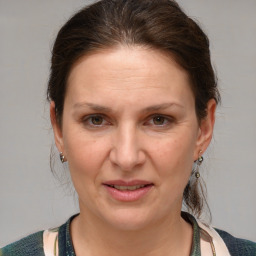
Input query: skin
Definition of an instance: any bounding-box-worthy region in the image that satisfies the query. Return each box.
[51,46,216,256]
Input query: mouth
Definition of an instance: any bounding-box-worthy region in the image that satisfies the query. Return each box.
[102,180,154,202]
[105,184,152,191]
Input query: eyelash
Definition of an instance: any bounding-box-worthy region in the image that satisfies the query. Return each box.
[81,114,174,128]
[82,114,110,128]
[146,114,174,127]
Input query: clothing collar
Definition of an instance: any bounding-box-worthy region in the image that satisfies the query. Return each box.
[57,212,202,256]
[58,214,77,256]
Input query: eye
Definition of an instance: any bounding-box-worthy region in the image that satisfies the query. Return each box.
[152,116,166,125]
[82,114,110,127]
[90,116,104,125]
[145,115,174,127]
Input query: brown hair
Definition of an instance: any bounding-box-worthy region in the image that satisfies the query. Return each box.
[47,0,220,218]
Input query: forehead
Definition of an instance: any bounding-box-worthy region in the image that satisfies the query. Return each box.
[66,46,194,107]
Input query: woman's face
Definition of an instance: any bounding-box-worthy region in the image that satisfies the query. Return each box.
[51,46,215,230]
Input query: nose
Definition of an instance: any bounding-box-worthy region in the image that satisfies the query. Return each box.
[109,124,146,171]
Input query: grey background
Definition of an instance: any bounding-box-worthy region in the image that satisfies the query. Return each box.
[0,0,255,246]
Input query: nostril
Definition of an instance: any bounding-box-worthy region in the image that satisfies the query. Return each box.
[109,148,137,170]
[109,135,146,170]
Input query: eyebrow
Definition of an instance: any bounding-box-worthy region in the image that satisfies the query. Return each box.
[73,102,184,113]
[142,102,184,112]
[73,102,112,112]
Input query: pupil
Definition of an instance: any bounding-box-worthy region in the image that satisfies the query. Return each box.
[153,116,164,125]
[92,116,103,125]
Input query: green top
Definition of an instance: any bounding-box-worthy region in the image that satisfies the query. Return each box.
[1,212,256,256]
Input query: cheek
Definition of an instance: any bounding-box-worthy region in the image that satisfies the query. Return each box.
[63,134,111,202]
[63,131,109,178]
[149,136,195,180]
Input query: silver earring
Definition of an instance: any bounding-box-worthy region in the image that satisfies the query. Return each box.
[60,152,65,163]
[195,153,203,179]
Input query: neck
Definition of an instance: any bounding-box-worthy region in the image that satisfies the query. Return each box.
[71,209,193,256]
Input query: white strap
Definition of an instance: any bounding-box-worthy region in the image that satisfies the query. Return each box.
[42,222,230,256]
[200,227,215,255]
[198,221,231,256]
[43,229,59,256]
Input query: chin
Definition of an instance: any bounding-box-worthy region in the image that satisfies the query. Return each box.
[102,208,160,231]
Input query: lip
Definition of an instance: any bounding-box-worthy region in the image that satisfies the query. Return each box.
[103,180,154,202]
[103,179,153,186]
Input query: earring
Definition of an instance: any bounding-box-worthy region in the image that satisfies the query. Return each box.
[195,151,203,179]
[59,152,66,163]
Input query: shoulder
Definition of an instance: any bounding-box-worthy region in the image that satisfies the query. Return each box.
[215,228,256,256]
[0,231,45,256]
[0,214,77,256]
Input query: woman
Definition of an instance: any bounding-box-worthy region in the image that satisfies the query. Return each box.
[1,0,255,255]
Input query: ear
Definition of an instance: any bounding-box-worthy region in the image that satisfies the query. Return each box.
[194,99,216,159]
[50,101,64,154]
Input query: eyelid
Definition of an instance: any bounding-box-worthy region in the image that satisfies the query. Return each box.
[145,114,174,126]
[81,113,174,128]
[82,114,111,126]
